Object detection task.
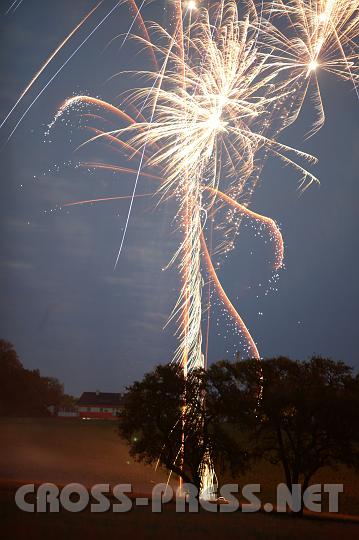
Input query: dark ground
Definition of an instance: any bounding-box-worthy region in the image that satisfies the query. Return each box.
[1,488,359,540]
[0,417,358,539]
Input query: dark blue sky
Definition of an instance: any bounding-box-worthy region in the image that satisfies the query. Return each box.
[0,1,358,395]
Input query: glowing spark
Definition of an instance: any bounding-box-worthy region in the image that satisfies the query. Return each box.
[63,193,152,207]
[3,1,123,142]
[187,1,197,10]
[318,12,328,22]
[5,0,23,15]
[200,232,260,360]
[308,60,319,72]
[0,2,104,132]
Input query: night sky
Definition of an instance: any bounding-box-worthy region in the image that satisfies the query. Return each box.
[0,0,358,396]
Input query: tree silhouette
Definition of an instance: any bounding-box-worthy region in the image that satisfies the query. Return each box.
[209,356,359,513]
[118,363,248,493]
[0,339,68,416]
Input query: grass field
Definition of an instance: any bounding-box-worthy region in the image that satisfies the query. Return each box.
[0,417,171,492]
[0,417,358,539]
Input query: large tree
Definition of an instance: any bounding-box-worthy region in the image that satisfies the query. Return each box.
[118,363,247,493]
[209,356,359,512]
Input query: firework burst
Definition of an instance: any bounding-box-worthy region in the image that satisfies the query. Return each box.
[260,0,359,132]
[58,1,320,495]
[63,1,321,373]
[4,0,357,497]
[57,1,325,494]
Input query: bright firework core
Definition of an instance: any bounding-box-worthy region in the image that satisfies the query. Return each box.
[206,96,228,133]
[206,113,227,132]
[308,60,319,71]
[187,1,197,10]
[318,12,328,22]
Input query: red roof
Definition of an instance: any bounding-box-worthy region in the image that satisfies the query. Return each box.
[77,392,124,407]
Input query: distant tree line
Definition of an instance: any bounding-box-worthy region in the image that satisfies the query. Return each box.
[0,339,75,416]
[119,356,359,511]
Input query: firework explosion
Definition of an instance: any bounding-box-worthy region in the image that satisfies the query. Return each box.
[2,0,358,496]
[261,0,359,133]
